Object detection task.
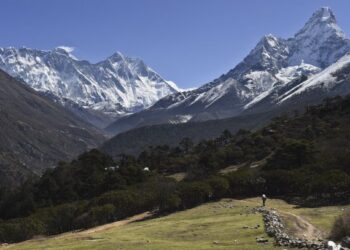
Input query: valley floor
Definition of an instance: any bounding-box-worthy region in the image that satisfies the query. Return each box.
[2,198,348,250]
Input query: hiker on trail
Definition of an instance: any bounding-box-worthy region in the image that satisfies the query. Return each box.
[262,194,267,207]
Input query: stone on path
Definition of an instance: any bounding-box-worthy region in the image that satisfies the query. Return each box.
[256,237,269,243]
[327,241,342,250]
[342,237,350,248]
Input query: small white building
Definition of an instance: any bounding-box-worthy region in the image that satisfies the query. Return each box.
[104,165,120,171]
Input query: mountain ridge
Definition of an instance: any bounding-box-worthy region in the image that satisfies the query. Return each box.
[106,7,350,135]
[0,47,180,128]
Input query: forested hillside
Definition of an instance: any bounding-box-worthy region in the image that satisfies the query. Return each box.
[0,95,350,243]
[101,111,273,156]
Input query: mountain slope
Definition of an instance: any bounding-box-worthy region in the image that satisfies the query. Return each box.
[244,53,350,115]
[0,48,179,128]
[101,111,273,156]
[102,52,350,157]
[279,54,350,103]
[106,7,350,135]
[2,89,350,245]
[0,69,104,187]
[287,7,349,68]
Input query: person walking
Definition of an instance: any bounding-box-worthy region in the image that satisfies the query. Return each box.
[262,194,267,207]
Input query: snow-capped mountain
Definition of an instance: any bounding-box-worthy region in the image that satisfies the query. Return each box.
[0,47,180,128]
[106,7,350,135]
[288,7,349,68]
[240,53,350,117]
[278,54,350,103]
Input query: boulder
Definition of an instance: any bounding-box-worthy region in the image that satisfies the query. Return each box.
[342,237,350,248]
[256,237,269,243]
[327,241,342,250]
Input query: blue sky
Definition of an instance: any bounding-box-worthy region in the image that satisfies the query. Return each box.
[1,0,349,88]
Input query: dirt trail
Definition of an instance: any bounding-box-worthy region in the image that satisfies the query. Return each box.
[0,211,153,249]
[227,198,325,241]
[81,211,152,234]
[280,211,324,241]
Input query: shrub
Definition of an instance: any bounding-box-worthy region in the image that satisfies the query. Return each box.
[159,194,182,212]
[206,176,230,199]
[0,217,44,243]
[227,170,265,196]
[330,210,350,241]
[88,204,116,226]
[177,182,212,209]
[44,203,78,234]
[94,188,158,219]
[309,170,350,199]
[264,139,314,170]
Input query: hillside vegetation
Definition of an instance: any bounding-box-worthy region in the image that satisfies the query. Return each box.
[0,95,350,243]
[101,111,273,156]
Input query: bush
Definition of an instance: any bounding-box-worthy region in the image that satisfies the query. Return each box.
[264,139,314,170]
[227,170,265,196]
[44,203,79,234]
[206,176,230,199]
[0,217,44,243]
[88,204,116,226]
[159,194,181,212]
[94,188,157,219]
[309,170,350,199]
[330,210,350,241]
[177,182,212,209]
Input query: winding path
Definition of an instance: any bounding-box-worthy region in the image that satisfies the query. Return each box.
[280,211,324,241]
